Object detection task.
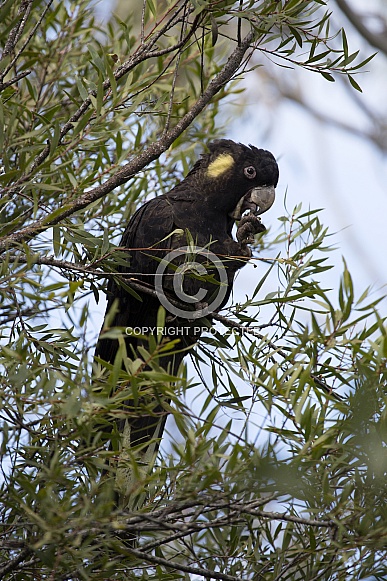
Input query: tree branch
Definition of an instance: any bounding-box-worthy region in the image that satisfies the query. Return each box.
[1,1,54,81]
[0,69,31,92]
[0,29,255,253]
[232,503,335,529]
[335,0,387,55]
[121,545,241,581]
[0,0,33,60]
[0,547,32,577]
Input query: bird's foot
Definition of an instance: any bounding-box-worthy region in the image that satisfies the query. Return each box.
[236,212,266,245]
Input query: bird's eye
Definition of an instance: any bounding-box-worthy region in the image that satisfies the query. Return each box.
[244,166,256,179]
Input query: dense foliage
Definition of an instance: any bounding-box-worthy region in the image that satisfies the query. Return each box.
[0,1,386,579]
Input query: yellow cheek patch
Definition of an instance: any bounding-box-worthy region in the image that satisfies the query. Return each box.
[207,153,235,178]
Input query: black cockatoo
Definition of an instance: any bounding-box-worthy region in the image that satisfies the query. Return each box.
[95,139,279,506]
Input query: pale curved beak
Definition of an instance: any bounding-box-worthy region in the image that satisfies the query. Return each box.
[229,185,276,220]
[249,185,276,215]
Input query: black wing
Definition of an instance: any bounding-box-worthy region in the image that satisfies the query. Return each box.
[95,195,176,365]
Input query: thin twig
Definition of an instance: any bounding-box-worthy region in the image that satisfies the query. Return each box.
[141,0,146,44]
[1,0,33,60]
[232,503,335,528]
[163,4,189,134]
[1,1,54,80]
[238,0,243,46]
[0,69,31,92]
[116,544,241,581]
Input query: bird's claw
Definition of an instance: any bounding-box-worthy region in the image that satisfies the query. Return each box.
[236,212,266,245]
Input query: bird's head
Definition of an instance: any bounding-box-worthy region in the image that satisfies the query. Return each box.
[187,139,279,220]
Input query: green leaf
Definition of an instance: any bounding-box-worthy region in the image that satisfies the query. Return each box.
[342,28,348,58]
[87,44,106,75]
[348,74,362,92]
[211,15,218,47]
[147,0,157,18]
[307,50,330,64]
[320,71,335,82]
[76,77,88,101]
[53,226,61,257]
[289,25,303,48]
